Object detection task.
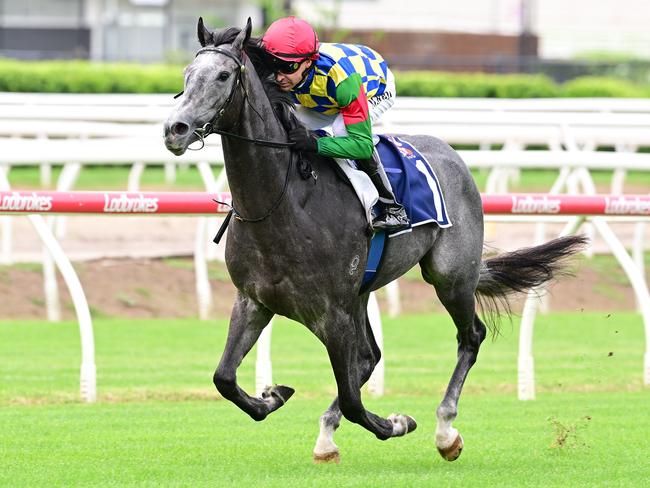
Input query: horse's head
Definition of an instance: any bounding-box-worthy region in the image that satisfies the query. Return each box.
[164,18,252,155]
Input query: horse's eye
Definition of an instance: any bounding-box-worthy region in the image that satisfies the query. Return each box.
[218,72,230,82]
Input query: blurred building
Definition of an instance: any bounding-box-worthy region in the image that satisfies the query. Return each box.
[0,0,258,61]
[1,0,648,78]
[295,0,650,79]
[298,0,650,61]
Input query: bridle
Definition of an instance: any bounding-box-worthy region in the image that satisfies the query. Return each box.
[180,45,295,151]
[178,44,300,224]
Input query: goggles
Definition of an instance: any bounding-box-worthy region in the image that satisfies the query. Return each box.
[268,55,306,75]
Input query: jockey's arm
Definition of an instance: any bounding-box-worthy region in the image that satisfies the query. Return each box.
[315,73,374,160]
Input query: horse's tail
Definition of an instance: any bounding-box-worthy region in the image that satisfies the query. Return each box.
[475,235,588,335]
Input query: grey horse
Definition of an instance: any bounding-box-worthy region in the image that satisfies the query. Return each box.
[164,18,586,463]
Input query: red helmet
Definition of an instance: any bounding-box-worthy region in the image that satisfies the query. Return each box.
[262,16,320,62]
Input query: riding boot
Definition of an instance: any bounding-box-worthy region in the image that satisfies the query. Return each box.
[356,150,410,232]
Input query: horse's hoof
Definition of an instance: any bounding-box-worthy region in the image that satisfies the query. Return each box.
[437,434,464,461]
[388,413,418,437]
[261,384,295,414]
[273,385,295,403]
[313,450,340,464]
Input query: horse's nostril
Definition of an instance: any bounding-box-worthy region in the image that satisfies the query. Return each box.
[172,122,190,136]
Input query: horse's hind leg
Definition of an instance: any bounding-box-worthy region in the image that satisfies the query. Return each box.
[420,242,487,461]
[213,292,294,421]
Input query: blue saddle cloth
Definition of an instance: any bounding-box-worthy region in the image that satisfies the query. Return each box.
[375,134,452,235]
[361,135,452,291]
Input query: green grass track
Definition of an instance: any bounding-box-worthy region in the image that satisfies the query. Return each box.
[1,313,648,486]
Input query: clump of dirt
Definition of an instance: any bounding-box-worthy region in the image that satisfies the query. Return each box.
[548,415,592,450]
[0,254,645,320]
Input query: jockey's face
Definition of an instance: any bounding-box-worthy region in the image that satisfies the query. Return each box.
[275,59,312,91]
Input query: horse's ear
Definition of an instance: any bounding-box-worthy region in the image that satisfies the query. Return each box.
[197,17,213,47]
[232,17,252,53]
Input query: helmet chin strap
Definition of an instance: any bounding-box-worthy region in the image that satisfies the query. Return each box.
[294,60,313,89]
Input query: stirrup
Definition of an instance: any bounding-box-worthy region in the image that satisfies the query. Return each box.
[372,205,410,232]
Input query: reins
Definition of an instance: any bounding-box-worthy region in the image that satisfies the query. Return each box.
[182,44,298,225]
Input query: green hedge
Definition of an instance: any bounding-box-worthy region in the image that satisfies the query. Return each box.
[1,58,650,97]
[0,59,182,93]
[559,76,650,98]
[395,71,561,98]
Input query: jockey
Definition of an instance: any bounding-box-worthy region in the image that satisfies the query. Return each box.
[261,16,410,232]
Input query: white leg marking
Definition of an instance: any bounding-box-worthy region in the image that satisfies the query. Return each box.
[313,417,339,458]
[388,413,410,437]
[435,415,459,450]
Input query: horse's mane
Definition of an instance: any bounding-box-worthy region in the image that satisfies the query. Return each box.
[210,27,295,114]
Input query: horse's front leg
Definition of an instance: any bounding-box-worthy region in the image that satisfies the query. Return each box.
[313,398,342,463]
[313,313,384,463]
[213,292,294,421]
[321,311,416,442]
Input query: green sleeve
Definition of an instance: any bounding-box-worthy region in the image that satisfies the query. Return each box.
[316,73,374,160]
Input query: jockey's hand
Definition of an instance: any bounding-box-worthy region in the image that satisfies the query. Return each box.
[288,126,318,153]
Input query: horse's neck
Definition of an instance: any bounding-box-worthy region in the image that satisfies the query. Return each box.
[222,73,290,218]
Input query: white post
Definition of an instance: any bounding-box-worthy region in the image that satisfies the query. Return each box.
[127,161,146,191]
[385,279,401,318]
[517,291,537,400]
[0,166,12,265]
[255,321,273,397]
[0,215,11,265]
[485,167,503,194]
[197,163,228,262]
[633,222,647,313]
[43,218,62,322]
[193,217,212,320]
[53,162,82,239]
[517,216,585,400]
[591,218,650,386]
[38,133,52,187]
[28,214,96,402]
[164,162,176,185]
[367,292,385,397]
[611,143,635,194]
[40,162,82,321]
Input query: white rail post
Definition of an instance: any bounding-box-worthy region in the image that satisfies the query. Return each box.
[43,217,62,322]
[164,162,176,185]
[206,168,229,262]
[576,169,650,384]
[633,221,647,313]
[53,162,82,239]
[193,216,212,320]
[38,134,52,187]
[367,292,385,397]
[611,143,635,194]
[28,214,96,402]
[194,161,221,319]
[127,161,146,191]
[0,166,12,265]
[255,320,273,397]
[517,216,586,400]
[517,291,537,400]
[591,218,650,386]
[385,280,401,318]
[0,214,11,265]
[41,162,82,321]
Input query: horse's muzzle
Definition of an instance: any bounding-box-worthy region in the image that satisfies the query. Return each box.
[163,119,192,155]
